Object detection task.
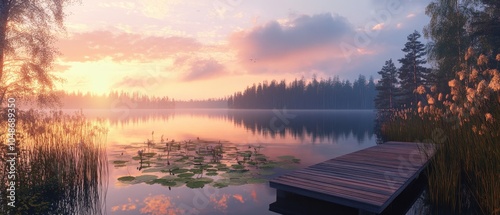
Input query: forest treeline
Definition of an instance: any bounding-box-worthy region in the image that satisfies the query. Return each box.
[228,75,376,109]
[58,91,175,109]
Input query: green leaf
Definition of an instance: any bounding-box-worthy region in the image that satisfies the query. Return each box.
[118,176,135,182]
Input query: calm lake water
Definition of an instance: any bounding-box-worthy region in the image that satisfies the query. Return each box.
[81,109,378,215]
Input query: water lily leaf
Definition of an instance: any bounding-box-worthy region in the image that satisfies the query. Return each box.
[177,173,195,178]
[220,171,251,179]
[171,168,189,174]
[231,164,244,169]
[190,168,203,174]
[212,181,229,188]
[247,161,257,165]
[186,181,205,188]
[113,160,128,164]
[131,175,158,184]
[173,177,190,182]
[206,172,218,176]
[143,152,157,157]
[118,176,135,182]
[217,167,229,171]
[255,157,267,162]
[141,167,165,173]
[160,175,178,180]
[227,169,249,173]
[260,162,277,169]
[227,178,247,185]
[247,178,267,184]
[149,179,176,186]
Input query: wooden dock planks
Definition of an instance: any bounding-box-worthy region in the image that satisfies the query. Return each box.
[269,141,436,214]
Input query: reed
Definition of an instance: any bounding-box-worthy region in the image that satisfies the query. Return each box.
[379,106,499,214]
[380,53,500,214]
[0,109,109,215]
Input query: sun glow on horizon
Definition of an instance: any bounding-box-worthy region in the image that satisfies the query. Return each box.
[54,0,430,100]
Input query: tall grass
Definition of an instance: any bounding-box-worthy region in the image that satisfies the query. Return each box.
[380,108,499,214]
[0,109,109,215]
[380,53,500,214]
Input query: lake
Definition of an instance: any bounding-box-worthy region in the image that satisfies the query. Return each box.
[83,109,378,214]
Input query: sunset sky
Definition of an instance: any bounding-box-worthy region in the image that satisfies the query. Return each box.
[55,0,431,100]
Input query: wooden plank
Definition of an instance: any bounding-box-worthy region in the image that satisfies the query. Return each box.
[269,141,436,214]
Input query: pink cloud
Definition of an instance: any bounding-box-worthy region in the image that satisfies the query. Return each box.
[229,13,355,74]
[232,194,244,203]
[181,58,226,81]
[57,30,200,62]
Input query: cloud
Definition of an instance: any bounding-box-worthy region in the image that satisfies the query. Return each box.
[181,58,226,81]
[372,23,385,31]
[232,194,244,203]
[229,13,357,74]
[407,13,416,18]
[140,195,184,215]
[139,0,182,19]
[57,30,200,62]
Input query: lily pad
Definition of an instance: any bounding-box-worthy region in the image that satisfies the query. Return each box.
[131,175,158,184]
[247,178,267,184]
[177,173,195,178]
[118,176,135,182]
[113,160,128,164]
[171,168,189,174]
[186,181,205,188]
[149,179,176,186]
[189,168,203,174]
[212,181,229,188]
[160,175,178,180]
[142,167,165,173]
[174,177,193,183]
[143,152,157,157]
[217,167,229,171]
[231,164,245,169]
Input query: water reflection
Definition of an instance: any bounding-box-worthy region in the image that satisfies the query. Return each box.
[78,109,376,144]
[227,110,375,143]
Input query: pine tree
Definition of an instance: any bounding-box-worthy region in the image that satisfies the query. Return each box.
[375,59,398,110]
[397,31,430,108]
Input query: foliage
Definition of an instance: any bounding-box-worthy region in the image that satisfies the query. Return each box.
[228,75,376,109]
[469,1,500,58]
[0,0,77,107]
[375,59,399,109]
[424,0,489,93]
[57,90,175,109]
[397,31,431,108]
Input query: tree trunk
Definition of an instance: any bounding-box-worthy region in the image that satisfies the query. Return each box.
[0,0,9,105]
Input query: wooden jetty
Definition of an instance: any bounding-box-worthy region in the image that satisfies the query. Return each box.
[269,141,436,214]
